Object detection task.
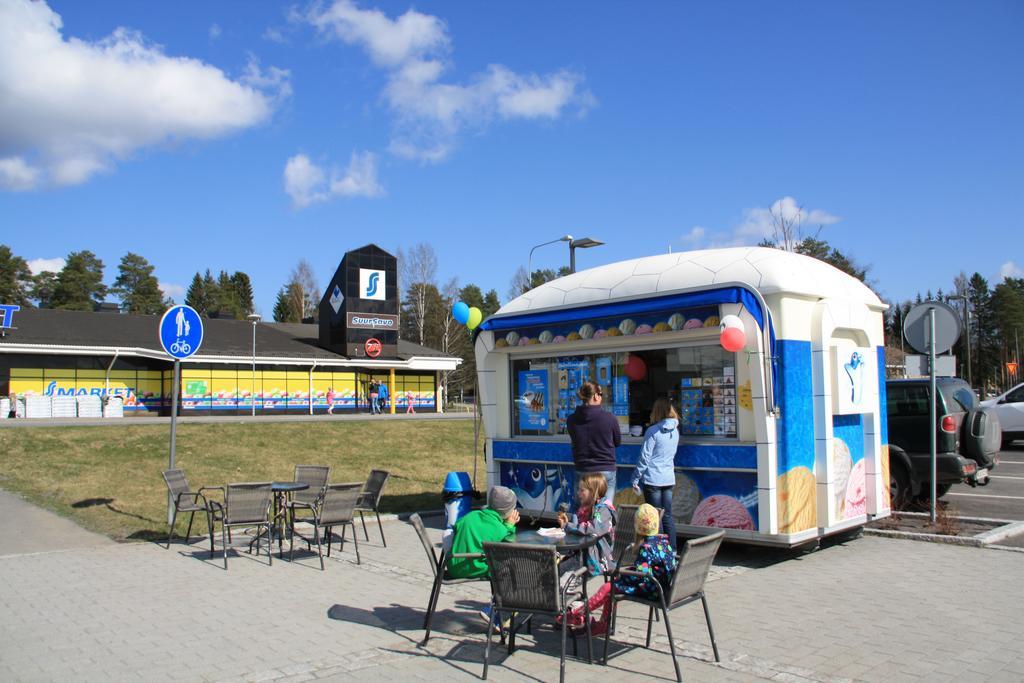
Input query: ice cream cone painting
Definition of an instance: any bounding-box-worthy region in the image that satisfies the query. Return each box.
[832,438,853,519]
[614,487,644,507]
[690,494,755,530]
[879,445,891,511]
[844,459,867,517]
[672,473,702,526]
[777,466,817,533]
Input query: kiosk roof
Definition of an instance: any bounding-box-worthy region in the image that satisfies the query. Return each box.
[498,246,884,317]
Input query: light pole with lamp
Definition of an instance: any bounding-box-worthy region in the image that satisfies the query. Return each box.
[246,313,261,416]
[946,294,972,391]
[568,236,605,273]
[527,235,573,291]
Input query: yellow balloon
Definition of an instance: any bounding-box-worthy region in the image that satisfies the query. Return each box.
[467,307,483,330]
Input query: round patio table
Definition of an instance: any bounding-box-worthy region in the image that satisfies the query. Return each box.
[271,482,309,558]
[516,528,595,553]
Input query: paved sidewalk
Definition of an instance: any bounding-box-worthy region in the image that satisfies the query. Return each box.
[0,489,113,556]
[0,509,1022,682]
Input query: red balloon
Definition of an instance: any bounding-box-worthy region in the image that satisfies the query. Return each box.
[720,326,746,352]
[625,355,647,381]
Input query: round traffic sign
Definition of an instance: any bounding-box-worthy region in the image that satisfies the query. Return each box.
[904,301,961,355]
[159,305,204,359]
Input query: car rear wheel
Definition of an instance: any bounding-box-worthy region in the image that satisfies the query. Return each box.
[889,464,912,511]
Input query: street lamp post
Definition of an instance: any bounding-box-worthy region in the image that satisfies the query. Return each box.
[527,235,573,290]
[246,313,261,416]
[568,236,605,273]
[946,294,972,391]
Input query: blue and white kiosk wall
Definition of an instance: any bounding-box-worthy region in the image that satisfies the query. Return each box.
[474,247,890,546]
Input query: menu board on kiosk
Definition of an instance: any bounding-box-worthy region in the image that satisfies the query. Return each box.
[518,371,549,431]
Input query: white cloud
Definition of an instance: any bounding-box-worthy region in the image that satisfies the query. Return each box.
[998,261,1024,281]
[284,151,384,208]
[0,0,289,191]
[208,23,222,40]
[159,281,185,302]
[301,0,593,163]
[27,257,65,274]
[0,156,39,191]
[682,196,844,248]
[680,226,705,245]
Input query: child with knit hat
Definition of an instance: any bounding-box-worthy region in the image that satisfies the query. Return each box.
[447,486,520,579]
[562,503,678,635]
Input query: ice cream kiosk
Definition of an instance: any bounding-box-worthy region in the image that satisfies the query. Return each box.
[474,247,890,546]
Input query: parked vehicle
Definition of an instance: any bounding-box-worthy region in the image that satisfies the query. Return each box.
[885,377,1001,508]
[980,382,1024,448]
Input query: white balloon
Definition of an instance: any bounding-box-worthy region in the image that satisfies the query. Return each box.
[720,314,744,332]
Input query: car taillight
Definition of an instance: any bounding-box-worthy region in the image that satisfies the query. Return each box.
[962,461,977,475]
[941,415,956,433]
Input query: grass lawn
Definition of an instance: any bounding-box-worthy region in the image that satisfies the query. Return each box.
[0,419,482,542]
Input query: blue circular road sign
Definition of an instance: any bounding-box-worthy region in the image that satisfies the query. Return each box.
[159,305,204,359]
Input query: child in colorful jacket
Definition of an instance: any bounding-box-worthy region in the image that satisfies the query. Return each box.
[565,502,678,635]
[558,472,617,576]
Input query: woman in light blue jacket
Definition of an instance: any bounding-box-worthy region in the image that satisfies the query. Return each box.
[632,398,680,549]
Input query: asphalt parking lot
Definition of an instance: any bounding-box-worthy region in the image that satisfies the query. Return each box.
[943,441,1024,524]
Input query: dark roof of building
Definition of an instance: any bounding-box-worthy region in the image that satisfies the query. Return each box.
[0,308,453,362]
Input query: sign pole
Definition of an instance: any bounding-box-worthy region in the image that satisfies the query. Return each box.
[168,358,180,525]
[928,307,937,524]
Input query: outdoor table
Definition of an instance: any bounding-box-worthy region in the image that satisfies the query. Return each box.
[516,527,592,551]
[259,482,310,559]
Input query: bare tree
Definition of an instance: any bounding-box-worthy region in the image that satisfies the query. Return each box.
[507,265,530,301]
[768,199,804,252]
[287,259,320,321]
[399,243,438,345]
[437,277,464,408]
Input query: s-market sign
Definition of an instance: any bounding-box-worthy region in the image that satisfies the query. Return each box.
[359,269,385,301]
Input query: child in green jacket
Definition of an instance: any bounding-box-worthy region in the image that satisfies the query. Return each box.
[447,486,519,578]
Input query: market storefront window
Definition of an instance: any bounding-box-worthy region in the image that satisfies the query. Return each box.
[511,342,737,439]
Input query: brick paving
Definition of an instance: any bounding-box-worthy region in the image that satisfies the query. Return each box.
[0,504,1022,682]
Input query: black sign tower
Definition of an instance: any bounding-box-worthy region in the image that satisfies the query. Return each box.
[318,244,399,359]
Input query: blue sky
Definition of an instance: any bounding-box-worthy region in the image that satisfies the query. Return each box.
[2,0,1021,315]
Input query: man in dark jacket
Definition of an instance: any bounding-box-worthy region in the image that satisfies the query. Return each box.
[567,380,621,494]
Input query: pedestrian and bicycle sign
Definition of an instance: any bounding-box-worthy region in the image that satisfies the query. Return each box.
[159,305,203,359]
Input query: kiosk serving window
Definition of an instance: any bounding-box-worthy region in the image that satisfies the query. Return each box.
[511,343,737,438]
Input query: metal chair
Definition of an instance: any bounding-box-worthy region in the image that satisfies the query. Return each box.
[161,469,215,550]
[482,542,593,683]
[355,469,390,546]
[206,483,273,570]
[286,465,331,521]
[409,513,492,646]
[290,482,363,569]
[602,530,726,681]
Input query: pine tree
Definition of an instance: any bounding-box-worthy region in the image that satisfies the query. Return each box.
[482,289,501,317]
[273,283,303,323]
[231,272,254,317]
[0,245,33,306]
[50,250,106,311]
[967,273,997,392]
[30,271,58,308]
[202,270,220,315]
[111,252,164,314]
[185,272,209,314]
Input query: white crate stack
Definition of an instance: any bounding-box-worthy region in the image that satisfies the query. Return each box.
[0,397,9,419]
[25,395,53,419]
[77,394,103,418]
[51,395,78,418]
[103,395,124,418]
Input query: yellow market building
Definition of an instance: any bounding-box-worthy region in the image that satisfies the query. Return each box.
[0,308,460,417]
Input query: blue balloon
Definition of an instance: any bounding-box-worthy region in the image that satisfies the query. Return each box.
[452,301,470,325]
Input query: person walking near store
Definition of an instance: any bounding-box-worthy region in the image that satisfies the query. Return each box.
[326,386,336,415]
[632,398,680,549]
[566,380,621,495]
[378,380,389,414]
[369,381,380,414]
